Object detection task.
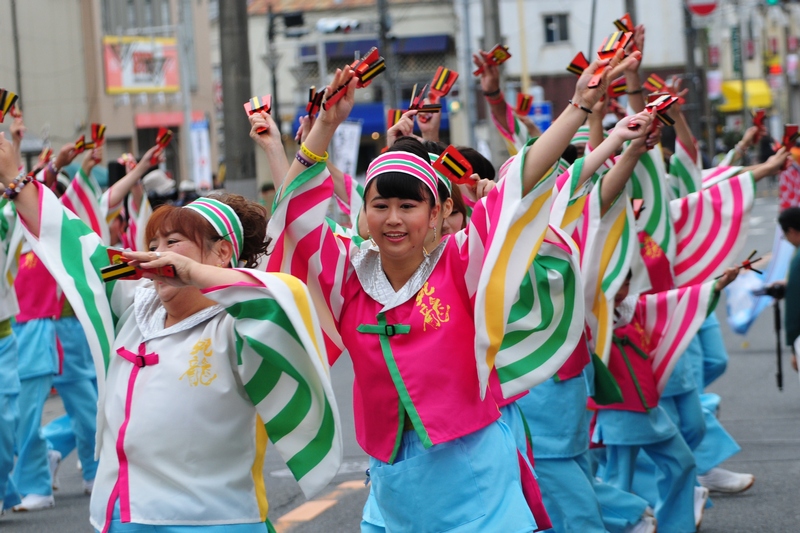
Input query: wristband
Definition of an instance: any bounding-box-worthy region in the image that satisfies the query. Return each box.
[625,87,645,94]
[485,92,505,105]
[483,88,501,98]
[295,152,314,168]
[569,100,593,114]
[47,160,58,176]
[300,143,328,163]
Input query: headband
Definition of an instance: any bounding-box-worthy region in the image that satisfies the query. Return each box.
[365,151,439,202]
[183,198,244,267]
[571,125,591,146]
[428,152,453,195]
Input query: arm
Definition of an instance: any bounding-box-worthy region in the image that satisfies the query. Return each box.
[106,146,161,208]
[666,78,697,164]
[10,113,25,170]
[386,109,419,148]
[587,97,608,153]
[599,132,650,216]
[249,110,290,190]
[473,51,510,136]
[747,147,789,182]
[583,111,653,194]
[624,25,646,113]
[48,143,79,189]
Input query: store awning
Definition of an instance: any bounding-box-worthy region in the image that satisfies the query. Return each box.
[717,79,773,113]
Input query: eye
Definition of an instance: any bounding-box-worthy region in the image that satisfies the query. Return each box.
[401,203,417,209]
[372,203,388,210]
[148,245,157,252]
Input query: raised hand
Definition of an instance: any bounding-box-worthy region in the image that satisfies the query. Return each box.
[387,110,418,147]
[248,110,283,152]
[417,98,442,143]
[472,51,501,95]
[574,49,626,110]
[714,266,739,292]
[318,66,357,128]
[613,110,654,141]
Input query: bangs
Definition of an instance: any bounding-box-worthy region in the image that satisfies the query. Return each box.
[366,172,434,207]
[144,204,214,248]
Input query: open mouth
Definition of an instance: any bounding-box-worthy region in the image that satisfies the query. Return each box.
[383,232,407,242]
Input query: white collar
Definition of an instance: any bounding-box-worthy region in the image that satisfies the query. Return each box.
[133,285,225,341]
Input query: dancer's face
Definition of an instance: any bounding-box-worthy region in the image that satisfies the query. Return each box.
[364,188,439,260]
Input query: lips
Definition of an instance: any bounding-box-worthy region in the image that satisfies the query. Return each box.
[383,232,407,242]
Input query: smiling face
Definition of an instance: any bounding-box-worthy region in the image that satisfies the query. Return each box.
[364,184,439,262]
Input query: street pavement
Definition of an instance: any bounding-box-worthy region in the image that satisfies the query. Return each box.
[3,183,800,532]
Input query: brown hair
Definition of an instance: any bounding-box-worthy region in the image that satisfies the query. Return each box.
[144,193,268,268]
[448,185,468,230]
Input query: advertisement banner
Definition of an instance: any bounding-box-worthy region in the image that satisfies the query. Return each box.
[190,119,213,189]
[103,36,180,94]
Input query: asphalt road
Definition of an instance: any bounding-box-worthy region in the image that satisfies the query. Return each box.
[3,184,799,532]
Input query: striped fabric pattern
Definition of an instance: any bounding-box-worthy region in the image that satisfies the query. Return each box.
[184,198,244,266]
[125,194,153,252]
[25,183,342,498]
[580,185,636,363]
[639,281,717,393]
[701,165,744,189]
[496,225,584,397]
[0,199,22,296]
[671,172,755,287]
[668,139,702,197]
[629,146,676,264]
[204,272,343,498]
[334,173,364,229]
[474,141,556,396]
[61,168,111,245]
[491,103,531,156]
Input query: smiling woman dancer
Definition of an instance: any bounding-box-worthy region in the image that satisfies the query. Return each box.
[263,56,615,532]
[0,137,341,533]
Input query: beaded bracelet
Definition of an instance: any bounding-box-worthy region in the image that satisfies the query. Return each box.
[46,160,58,176]
[295,152,314,168]
[568,99,593,114]
[3,171,33,200]
[300,143,328,163]
[625,87,645,94]
[483,88,502,98]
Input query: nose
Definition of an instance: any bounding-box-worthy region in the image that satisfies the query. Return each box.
[386,205,402,225]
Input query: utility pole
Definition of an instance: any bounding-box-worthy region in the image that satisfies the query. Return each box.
[219,0,256,194]
[178,0,194,183]
[457,0,478,148]
[624,0,638,24]
[683,3,703,141]
[481,0,506,166]
[10,0,22,100]
[377,0,398,108]
[267,5,281,133]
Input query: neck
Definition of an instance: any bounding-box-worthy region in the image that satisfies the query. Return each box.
[380,251,426,292]
[162,287,217,328]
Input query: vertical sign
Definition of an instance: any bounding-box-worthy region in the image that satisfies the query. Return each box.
[732,26,742,75]
[330,120,362,179]
[190,119,212,189]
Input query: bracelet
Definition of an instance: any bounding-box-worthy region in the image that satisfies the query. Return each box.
[626,87,645,94]
[485,93,505,105]
[483,88,501,98]
[300,143,328,163]
[295,152,314,168]
[569,99,593,114]
[47,160,58,175]
[3,171,32,200]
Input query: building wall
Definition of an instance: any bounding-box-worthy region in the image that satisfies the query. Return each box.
[0,0,88,153]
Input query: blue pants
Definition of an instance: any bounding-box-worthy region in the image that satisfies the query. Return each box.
[12,375,53,496]
[534,453,605,533]
[605,434,697,533]
[0,393,20,509]
[97,500,271,532]
[594,475,651,533]
[44,378,99,481]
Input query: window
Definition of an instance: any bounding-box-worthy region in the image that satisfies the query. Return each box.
[544,14,568,44]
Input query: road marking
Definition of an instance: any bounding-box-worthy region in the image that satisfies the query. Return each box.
[273,480,367,532]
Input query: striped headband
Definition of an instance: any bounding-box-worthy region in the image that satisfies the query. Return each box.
[365,152,439,202]
[571,125,591,146]
[428,152,452,195]
[183,198,244,267]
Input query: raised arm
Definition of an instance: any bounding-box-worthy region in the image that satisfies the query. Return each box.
[249,109,290,190]
[747,147,789,182]
[106,146,162,208]
[473,51,509,135]
[598,117,652,215]
[624,25,646,113]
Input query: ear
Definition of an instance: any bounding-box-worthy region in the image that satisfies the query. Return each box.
[442,198,454,219]
[429,203,441,227]
[212,239,234,267]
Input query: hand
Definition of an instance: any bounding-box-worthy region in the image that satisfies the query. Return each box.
[459,174,495,201]
[588,96,608,123]
[91,144,104,164]
[472,51,501,94]
[632,24,645,60]
[714,266,739,292]
[123,250,198,288]
[54,142,78,170]
[81,145,103,174]
[741,125,762,148]
[612,110,653,142]
[517,115,541,139]
[10,114,25,144]
[387,110,418,147]
[295,114,316,144]
[0,133,19,184]
[417,98,441,142]
[318,66,356,128]
[665,77,689,117]
[645,122,662,150]
[248,111,283,151]
[573,49,626,110]
[137,145,163,174]
[608,50,642,80]
[763,147,790,174]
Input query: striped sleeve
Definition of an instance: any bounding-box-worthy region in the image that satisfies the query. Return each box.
[549,156,600,234]
[671,172,755,287]
[701,164,744,189]
[491,103,531,156]
[61,168,111,245]
[125,194,153,252]
[580,184,636,364]
[466,140,557,396]
[628,146,676,264]
[334,173,364,230]
[668,138,702,198]
[202,271,342,498]
[495,225,584,397]
[266,163,352,364]
[638,281,717,393]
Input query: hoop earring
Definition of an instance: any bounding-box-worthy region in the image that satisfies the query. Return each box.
[367,232,376,246]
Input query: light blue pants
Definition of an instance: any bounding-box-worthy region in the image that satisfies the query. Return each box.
[0,393,20,509]
[534,452,605,533]
[12,374,53,496]
[605,434,697,533]
[44,378,99,481]
[97,500,272,532]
